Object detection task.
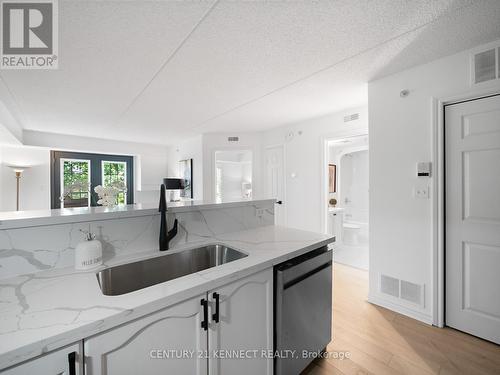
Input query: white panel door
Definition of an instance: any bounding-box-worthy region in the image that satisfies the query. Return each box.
[445,94,500,344]
[84,295,207,375]
[208,268,273,375]
[2,342,83,375]
[265,145,286,226]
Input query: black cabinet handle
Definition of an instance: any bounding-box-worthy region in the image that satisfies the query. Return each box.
[201,299,208,331]
[68,351,76,375]
[212,292,220,323]
[275,200,283,205]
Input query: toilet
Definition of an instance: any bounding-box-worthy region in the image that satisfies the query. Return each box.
[343,222,361,246]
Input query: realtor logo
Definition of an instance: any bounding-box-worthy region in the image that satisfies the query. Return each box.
[1,0,58,69]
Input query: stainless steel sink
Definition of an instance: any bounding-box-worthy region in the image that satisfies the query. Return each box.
[96,244,247,296]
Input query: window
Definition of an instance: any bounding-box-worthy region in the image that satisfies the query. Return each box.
[102,161,127,205]
[51,151,133,209]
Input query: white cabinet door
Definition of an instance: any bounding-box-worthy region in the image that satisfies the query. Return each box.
[84,295,208,375]
[2,342,83,375]
[208,268,273,375]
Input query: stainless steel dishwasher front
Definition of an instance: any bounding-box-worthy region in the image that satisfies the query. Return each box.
[274,247,333,375]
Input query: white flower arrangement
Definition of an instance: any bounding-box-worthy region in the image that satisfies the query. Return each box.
[94,184,121,207]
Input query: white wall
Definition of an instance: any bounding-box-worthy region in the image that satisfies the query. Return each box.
[340,150,369,223]
[202,132,264,202]
[328,135,369,205]
[368,39,500,323]
[167,135,203,200]
[262,107,368,232]
[0,145,50,211]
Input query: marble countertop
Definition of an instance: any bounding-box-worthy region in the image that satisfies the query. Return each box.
[0,199,275,230]
[0,225,334,370]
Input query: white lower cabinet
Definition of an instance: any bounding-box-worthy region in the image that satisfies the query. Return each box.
[208,268,273,375]
[84,294,208,375]
[2,342,83,375]
[84,267,273,375]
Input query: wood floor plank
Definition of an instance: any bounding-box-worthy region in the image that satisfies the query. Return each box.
[301,263,500,375]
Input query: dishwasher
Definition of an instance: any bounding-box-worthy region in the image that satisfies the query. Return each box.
[274,246,333,375]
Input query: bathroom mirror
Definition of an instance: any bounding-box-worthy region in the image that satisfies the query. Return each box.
[328,164,337,193]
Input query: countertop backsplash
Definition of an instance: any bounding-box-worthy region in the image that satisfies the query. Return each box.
[0,201,275,280]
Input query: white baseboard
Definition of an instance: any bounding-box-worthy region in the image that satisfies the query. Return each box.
[367,293,433,325]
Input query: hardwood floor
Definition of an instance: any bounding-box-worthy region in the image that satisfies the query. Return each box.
[302,263,500,375]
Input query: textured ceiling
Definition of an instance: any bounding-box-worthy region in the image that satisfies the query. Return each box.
[1,0,500,145]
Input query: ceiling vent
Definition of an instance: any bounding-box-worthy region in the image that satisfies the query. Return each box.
[380,274,424,307]
[472,47,499,84]
[343,113,359,122]
[227,136,239,142]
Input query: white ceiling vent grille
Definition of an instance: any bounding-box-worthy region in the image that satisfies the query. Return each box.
[380,274,424,307]
[472,47,499,84]
[343,113,359,123]
[227,136,239,142]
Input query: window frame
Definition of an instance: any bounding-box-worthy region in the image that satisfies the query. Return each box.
[51,151,134,209]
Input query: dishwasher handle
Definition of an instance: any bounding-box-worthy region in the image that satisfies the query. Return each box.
[282,262,331,290]
[277,249,332,286]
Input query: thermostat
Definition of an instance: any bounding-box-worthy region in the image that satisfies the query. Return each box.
[417,162,431,177]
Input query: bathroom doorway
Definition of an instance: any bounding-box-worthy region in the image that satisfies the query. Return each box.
[214,150,253,203]
[325,135,369,270]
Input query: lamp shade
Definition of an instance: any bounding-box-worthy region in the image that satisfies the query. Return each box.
[8,165,30,173]
[163,178,184,190]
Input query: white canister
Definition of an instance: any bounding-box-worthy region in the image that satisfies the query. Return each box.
[75,229,103,270]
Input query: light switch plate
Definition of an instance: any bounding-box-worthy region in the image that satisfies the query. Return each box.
[413,187,429,199]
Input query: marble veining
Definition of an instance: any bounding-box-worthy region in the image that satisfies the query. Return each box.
[0,200,333,370]
[0,202,274,280]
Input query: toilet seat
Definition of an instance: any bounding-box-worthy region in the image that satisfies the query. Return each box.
[343,222,361,245]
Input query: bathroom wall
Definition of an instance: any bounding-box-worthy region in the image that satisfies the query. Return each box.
[0,200,275,280]
[340,150,369,223]
[328,136,369,218]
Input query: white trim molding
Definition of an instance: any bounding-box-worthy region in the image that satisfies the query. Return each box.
[368,293,433,325]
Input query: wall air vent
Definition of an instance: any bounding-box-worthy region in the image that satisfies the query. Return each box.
[227,136,239,142]
[400,280,422,305]
[380,274,424,307]
[380,275,399,298]
[472,46,499,84]
[343,113,359,122]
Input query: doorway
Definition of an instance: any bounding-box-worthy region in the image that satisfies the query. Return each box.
[325,135,369,270]
[265,145,286,226]
[444,94,500,344]
[214,150,253,203]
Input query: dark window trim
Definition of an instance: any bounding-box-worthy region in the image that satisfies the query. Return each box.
[51,151,134,209]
